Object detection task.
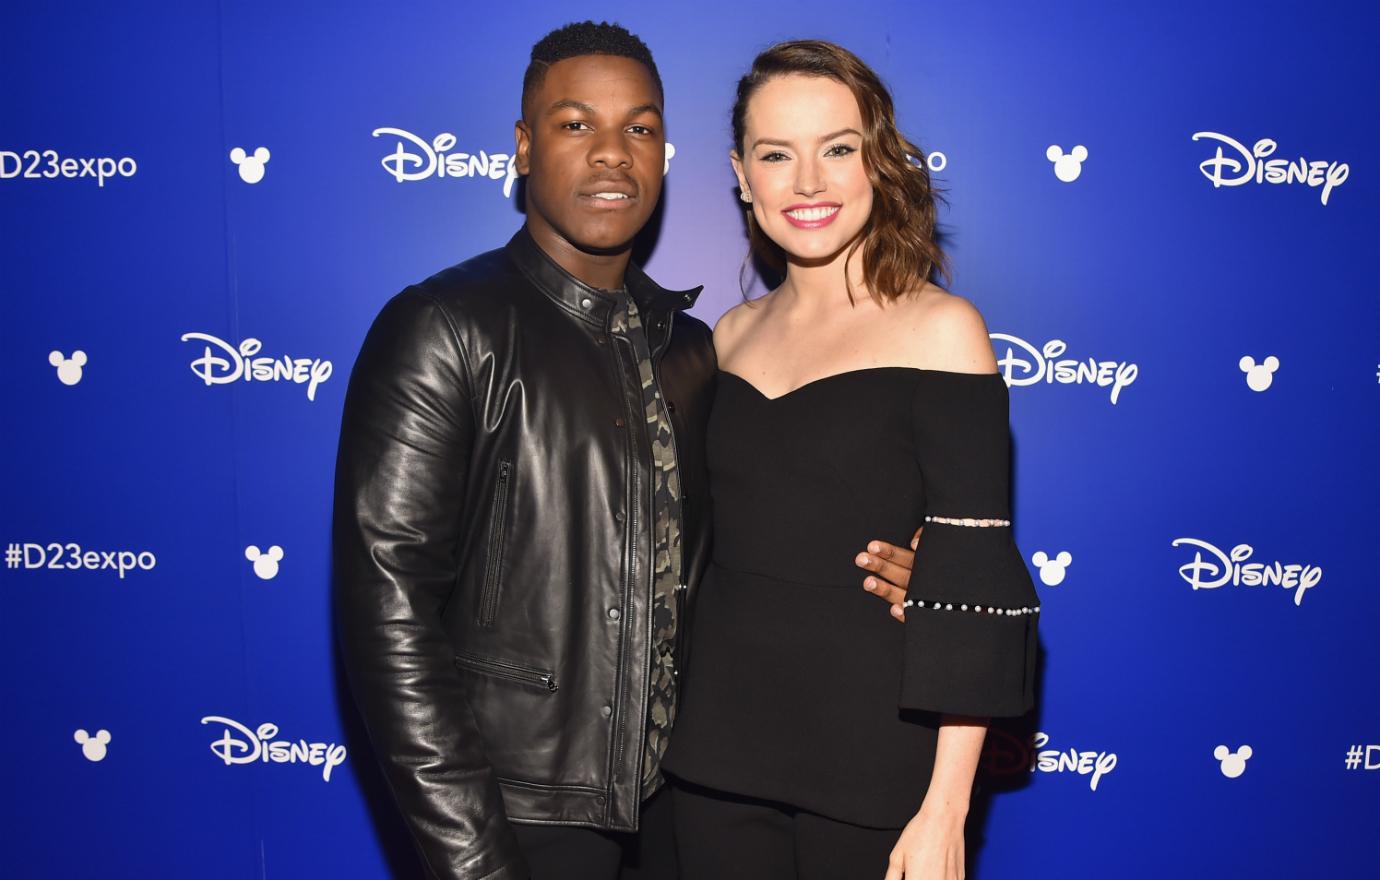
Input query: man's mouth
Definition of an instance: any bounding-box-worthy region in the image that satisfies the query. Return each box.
[579,188,639,210]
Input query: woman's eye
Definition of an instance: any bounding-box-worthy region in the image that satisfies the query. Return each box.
[759,151,788,163]
[825,144,857,157]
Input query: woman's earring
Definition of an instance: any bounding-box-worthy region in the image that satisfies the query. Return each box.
[740,190,752,203]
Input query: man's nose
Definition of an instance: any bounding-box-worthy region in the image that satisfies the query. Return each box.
[589,129,633,168]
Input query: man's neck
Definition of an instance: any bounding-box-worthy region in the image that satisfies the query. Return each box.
[524,217,632,292]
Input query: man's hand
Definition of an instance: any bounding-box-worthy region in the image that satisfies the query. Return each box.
[856,527,921,622]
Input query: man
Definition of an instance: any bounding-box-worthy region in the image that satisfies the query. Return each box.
[332,22,917,880]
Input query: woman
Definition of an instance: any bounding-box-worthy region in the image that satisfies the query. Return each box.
[661,41,1040,879]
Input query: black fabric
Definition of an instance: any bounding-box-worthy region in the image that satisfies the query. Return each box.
[661,367,1038,829]
[671,779,898,880]
[514,786,678,880]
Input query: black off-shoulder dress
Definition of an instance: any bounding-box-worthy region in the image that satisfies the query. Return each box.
[661,367,1040,829]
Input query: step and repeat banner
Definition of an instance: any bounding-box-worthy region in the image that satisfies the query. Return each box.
[2,0,1376,877]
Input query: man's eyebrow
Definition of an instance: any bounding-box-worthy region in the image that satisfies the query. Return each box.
[751,128,863,149]
[546,99,664,120]
[546,99,597,115]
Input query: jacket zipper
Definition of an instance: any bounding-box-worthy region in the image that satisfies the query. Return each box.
[478,459,513,628]
[453,650,558,692]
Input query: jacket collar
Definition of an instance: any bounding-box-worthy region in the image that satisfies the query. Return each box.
[505,225,703,326]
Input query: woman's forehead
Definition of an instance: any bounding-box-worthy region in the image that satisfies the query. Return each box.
[744,75,862,140]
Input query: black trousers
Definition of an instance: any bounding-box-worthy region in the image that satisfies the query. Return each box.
[513,785,678,880]
[671,780,901,880]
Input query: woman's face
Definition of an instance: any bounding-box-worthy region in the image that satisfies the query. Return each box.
[733,74,873,265]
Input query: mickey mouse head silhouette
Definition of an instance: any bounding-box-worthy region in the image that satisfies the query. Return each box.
[74,728,111,762]
[1031,550,1073,586]
[48,350,87,385]
[664,142,677,176]
[245,544,284,580]
[1214,744,1252,778]
[1238,355,1279,392]
[1046,145,1088,183]
[230,146,271,184]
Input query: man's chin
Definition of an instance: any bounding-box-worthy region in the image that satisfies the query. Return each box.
[560,220,646,256]
[528,205,651,258]
[567,234,638,257]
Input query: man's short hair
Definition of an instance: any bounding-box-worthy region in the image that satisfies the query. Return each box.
[522,21,663,118]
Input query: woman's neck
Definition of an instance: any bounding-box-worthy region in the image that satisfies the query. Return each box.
[776,243,868,314]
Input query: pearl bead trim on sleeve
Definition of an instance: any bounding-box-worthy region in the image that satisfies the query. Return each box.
[902,599,1040,615]
[924,515,1011,527]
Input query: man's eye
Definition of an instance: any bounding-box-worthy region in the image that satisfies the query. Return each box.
[825,144,857,157]
[561,121,591,131]
[627,125,654,136]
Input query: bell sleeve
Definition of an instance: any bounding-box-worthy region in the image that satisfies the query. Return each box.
[899,371,1039,718]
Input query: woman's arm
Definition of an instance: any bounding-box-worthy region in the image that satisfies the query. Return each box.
[885,714,988,880]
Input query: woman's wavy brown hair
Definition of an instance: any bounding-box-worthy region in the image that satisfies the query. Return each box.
[732,39,949,304]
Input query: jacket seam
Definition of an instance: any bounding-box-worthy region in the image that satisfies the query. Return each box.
[405,287,477,403]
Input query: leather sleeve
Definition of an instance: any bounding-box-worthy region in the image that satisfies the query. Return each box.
[332,288,528,880]
[899,371,1040,718]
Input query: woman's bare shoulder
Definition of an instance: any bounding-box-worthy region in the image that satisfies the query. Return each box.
[713,290,776,360]
[892,284,998,374]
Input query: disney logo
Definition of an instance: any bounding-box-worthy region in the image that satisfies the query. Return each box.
[981,729,1117,792]
[989,334,1138,405]
[372,127,519,197]
[200,716,347,782]
[179,332,332,401]
[1171,537,1321,606]
[1192,132,1349,206]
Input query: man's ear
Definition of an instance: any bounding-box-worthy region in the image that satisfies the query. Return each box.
[514,120,532,176]
[729,150,749,197]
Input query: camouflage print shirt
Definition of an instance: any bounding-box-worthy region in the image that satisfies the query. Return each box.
[609,292,683,800]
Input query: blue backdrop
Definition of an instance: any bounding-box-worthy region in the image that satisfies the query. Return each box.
[3,1,1377,877]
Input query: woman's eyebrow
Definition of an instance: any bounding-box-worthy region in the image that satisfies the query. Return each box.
[751,127,862,149]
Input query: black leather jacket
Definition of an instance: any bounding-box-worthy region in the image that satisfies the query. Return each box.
[332,226,716,880]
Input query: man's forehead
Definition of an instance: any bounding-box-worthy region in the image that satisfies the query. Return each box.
[536,55,662,111]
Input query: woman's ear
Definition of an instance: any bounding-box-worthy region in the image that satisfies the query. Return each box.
[730,150,750,200]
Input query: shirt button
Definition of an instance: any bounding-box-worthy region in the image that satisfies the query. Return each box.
[608,607,622,621]
[581,297,593,310]
[614,417,625,428]
[601,705,612,718]
[596,336,607,346]
[614,511,625,523]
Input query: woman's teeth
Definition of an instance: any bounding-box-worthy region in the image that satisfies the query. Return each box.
[785,206,840,220]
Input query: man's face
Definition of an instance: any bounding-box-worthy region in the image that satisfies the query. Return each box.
[516,54,665,255]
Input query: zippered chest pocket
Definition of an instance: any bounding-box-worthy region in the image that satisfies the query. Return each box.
[454,650,558,693]
[477,459,513,628]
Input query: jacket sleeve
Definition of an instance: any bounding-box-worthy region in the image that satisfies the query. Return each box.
[899,371,1039,718]
[332,288,528,880]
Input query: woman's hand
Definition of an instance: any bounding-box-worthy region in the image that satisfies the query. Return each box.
[883,800,966,880]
